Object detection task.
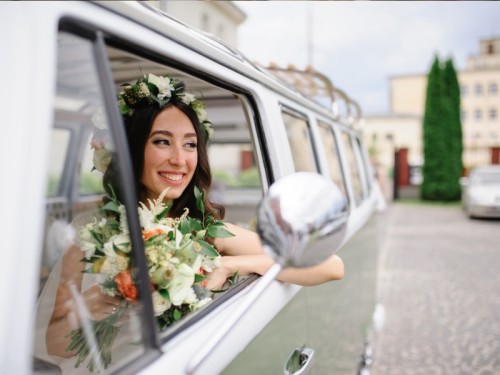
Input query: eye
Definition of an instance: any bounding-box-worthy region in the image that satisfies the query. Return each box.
[185,141,197,149]
[152,138,170,146]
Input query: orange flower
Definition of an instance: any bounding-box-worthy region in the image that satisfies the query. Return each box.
[198,267,208,288]
[115,270,138,302]
[142,228,164,241]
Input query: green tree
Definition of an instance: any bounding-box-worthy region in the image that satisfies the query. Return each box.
[421,56,447,200]
[443,58,463,200]
[421,55,463,201]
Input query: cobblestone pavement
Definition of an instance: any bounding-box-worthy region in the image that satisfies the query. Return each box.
[371,202,500,375]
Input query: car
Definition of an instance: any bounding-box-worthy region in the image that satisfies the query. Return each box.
[0,2,385,375]
[460,165,500,219]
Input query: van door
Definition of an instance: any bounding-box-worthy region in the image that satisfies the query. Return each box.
[304,126,379,374]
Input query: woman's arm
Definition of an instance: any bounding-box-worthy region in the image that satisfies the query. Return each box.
[207,223,344,290]
[45,245,119,358]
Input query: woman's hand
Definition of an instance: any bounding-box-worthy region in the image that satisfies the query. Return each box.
[204,256,236,291]
[47,284,121,357]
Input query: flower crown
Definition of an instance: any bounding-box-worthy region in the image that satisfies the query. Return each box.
[118,73,213,140]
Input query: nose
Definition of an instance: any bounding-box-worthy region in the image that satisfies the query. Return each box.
[169,144,186,166]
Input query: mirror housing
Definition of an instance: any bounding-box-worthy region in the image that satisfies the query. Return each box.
[187,172,348,374]
[257,172,348,268]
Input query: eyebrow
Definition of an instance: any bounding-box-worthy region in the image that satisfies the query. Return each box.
[149,130,197,139]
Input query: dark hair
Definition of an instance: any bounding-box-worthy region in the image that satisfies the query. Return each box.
[103,98,224,220]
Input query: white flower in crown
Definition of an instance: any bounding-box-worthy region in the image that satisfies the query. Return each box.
[148,73,175,100]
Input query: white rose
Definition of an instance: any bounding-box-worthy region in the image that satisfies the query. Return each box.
[92,148,112,174]
[167,263,195,306]
[152,290,171,316]
[148,74,173,100]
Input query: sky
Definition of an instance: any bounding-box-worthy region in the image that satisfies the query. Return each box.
[236,1,500,115]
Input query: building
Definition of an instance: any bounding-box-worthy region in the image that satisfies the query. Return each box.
[364,36,500,180]
[147,1,246,48]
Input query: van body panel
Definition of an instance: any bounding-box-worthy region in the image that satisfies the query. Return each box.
[0,2,383,374]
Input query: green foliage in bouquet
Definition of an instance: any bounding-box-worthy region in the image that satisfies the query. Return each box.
[66,187,233,372]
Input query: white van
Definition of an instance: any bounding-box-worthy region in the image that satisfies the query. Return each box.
[0,2,384,374]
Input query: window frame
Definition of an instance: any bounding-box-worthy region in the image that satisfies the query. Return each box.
[280,105,319,173]
[57,14,277,351]
[315,120,350,209]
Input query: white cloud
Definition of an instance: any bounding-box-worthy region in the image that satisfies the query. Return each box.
[237,1,500,115]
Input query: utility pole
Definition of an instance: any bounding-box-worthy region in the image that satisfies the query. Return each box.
[307,2,313,67]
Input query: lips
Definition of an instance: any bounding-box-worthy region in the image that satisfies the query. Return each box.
[159,172,184,182]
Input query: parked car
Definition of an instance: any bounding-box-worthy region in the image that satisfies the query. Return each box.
[0,2,385,374]
[460,165,500,219]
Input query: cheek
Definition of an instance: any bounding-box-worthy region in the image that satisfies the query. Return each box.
[188,153,198,173]
[143,147,163,169]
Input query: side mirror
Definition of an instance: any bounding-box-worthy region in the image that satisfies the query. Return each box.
[257,172,348,268]
[187,172,348,374]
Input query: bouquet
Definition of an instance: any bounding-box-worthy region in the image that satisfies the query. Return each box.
[66,187,233,372]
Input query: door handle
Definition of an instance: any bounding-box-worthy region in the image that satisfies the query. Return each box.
[284,346,315,375]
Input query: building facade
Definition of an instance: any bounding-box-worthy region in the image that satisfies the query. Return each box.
[364,36,500,178]
[149,0,246,48]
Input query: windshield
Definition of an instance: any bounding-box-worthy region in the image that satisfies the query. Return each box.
[471,170,500,184]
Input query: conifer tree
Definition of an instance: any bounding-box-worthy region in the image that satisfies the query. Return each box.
[421,56,448,200]
[421,56,463,201]
[443,58,463,200]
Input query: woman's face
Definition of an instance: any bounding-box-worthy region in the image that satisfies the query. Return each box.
[141,106,198,202]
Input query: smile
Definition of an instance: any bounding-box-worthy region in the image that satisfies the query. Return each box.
[159,172,183,182]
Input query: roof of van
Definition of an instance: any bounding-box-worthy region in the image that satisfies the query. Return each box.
[95,1,342,120]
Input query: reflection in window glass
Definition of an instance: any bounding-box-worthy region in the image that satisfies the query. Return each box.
[33,32,146,374]
[354,137,372,194]
[317,122,348,202]
[282,111,317,172]
[209,142,262,228]
[79,132,106,195]
[46,129,71,197]
[342,132,364,206]
[204,96,263,229]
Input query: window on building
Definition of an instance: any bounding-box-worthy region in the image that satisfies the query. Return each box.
[489,109,497,121]
[475,109,482,121]
[461,110,467,121]
[488,83,498,95]
[475,84,483,96]
[460,84,468,96]
[487,43,494,54]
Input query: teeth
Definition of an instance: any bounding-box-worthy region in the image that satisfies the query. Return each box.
[160,173,182,181]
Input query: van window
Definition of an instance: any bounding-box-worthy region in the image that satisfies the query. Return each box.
[354,136,373,194]
[79,131,106,195]
[341,131,366,206]
[102,46,266,336]
[282,110,317,172]
[317,121,348,202]
[34,31,147,373]
[46,128,71,197]
[205,98,263,229]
